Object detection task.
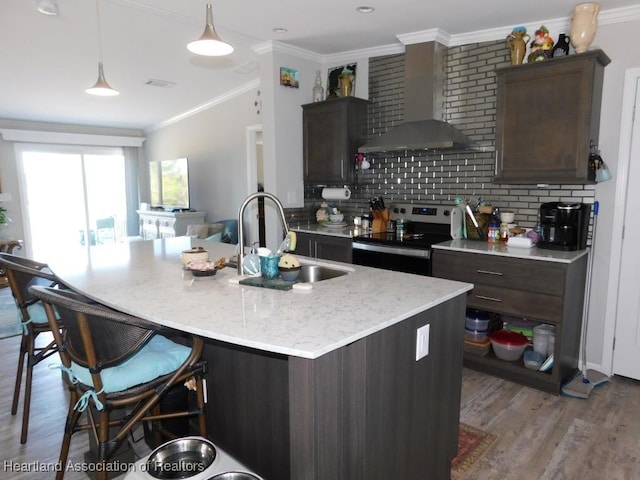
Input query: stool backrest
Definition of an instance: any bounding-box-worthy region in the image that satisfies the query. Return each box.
[0,253,59,320]
[29,286,158,370]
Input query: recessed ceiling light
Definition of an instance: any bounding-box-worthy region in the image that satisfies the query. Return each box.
[272,27,288,34]
[356,6,375,14]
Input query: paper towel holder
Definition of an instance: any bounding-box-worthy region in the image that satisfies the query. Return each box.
[321,186,351,200]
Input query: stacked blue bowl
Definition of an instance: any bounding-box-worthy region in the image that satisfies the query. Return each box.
[464,309,490,342]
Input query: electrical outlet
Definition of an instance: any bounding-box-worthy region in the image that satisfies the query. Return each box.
[416,324,430,361]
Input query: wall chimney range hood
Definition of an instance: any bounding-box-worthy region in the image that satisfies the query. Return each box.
[358,41,475,154]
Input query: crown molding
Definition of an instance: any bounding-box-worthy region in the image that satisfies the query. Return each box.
[304,4,640,59]
[148,78,261,133]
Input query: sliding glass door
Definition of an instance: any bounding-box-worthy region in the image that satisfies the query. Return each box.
[16,144,127,262]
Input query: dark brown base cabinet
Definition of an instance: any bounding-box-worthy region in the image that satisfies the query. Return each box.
[303,97,369,185]
[494,50,610,184]
[202,297,465,480]
[432,249,588,394]
[294,231,352,263]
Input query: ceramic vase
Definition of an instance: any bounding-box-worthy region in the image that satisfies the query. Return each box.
[506,31,530,65]
[570,2,600,53]
[339,70,354,97]
[553,33,571,57]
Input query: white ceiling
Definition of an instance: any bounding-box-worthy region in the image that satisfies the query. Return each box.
[1,0,638,131]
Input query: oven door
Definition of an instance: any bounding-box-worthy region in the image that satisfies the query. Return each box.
[352,242,432,276]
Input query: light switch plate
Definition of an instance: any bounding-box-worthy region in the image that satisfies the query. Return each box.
[416,324,430,361]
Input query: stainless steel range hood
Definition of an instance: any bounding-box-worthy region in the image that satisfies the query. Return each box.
[358,41,475,153]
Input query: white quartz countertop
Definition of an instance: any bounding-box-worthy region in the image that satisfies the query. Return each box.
[49,237,472,359]
[433,239,589,263]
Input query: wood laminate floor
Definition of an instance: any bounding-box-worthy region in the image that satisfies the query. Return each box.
[1,333,639,479]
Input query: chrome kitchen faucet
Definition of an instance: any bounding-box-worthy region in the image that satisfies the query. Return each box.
[237,192,289,275]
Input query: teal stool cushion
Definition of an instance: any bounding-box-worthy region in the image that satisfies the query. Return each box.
[25,303,49,324]
[71,335,190,393]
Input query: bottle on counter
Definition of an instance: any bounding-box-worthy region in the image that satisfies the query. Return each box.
[500,222,510,242]
[487,221,500,243]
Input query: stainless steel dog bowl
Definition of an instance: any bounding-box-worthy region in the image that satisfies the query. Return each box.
[146,437,217,479]
[207,473,260,480]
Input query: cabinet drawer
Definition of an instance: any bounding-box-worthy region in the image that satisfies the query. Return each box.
[467,285,562,323]
[433,250,565,296]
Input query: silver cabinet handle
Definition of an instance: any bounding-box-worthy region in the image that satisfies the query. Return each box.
[477,269,503,276]
[475,294,502,302]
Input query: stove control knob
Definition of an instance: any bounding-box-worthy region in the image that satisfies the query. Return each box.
[443,209,451,216]
[393,207,399,213]
[400,208,406,214]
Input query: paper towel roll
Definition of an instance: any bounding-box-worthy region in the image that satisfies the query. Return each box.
[322,187,351,200]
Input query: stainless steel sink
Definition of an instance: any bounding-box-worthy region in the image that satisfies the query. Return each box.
[298,264,350,283]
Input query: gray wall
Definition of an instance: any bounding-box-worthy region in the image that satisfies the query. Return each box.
[143,88,261,223]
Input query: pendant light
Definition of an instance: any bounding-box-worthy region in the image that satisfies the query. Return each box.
[187,3,233,56]
[86,0,119,96]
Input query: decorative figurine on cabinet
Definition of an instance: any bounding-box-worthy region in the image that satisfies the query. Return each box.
[527,25,554,62]
[506,26,530,65]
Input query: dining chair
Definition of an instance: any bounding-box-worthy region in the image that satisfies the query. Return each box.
[29,285,208,480]
[0,252,64,444]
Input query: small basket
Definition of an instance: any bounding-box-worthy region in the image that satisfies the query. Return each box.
[464,213,493,239]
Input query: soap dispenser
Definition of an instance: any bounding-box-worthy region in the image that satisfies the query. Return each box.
[242,242,261,276]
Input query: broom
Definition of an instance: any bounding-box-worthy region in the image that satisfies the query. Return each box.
[561,201,610,399]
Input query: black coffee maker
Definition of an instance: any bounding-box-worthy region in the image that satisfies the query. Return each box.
[537,202,591,251]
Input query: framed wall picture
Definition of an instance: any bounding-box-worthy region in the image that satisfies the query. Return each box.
[327,63,357,98]
[280,67,299,88]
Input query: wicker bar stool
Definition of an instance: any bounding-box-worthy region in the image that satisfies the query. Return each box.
[29,285,208,480]
[0,252,64,444]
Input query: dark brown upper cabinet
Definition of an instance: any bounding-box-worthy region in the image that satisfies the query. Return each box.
[494,50,610,184]
[302,97,369,185]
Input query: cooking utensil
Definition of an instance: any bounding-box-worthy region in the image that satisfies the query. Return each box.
[465,204,485,239]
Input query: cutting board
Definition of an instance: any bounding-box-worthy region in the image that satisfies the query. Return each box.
[239,276,299,290]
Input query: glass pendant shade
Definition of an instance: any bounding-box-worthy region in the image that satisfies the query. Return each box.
[86,62,119,96]
[187,4,233,56]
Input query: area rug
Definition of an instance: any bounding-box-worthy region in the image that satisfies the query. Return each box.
[0,287,20,339]
[451,423,497,479]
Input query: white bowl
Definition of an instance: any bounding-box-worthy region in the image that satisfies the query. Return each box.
[329,214,344,223]
[501,211,515,224]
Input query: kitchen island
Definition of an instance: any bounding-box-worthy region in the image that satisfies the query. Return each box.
[49,237,473,480]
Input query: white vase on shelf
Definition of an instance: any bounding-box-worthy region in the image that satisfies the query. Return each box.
[570,2,600,53]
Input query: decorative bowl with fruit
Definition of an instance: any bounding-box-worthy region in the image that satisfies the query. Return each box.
[278,253,301,281]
